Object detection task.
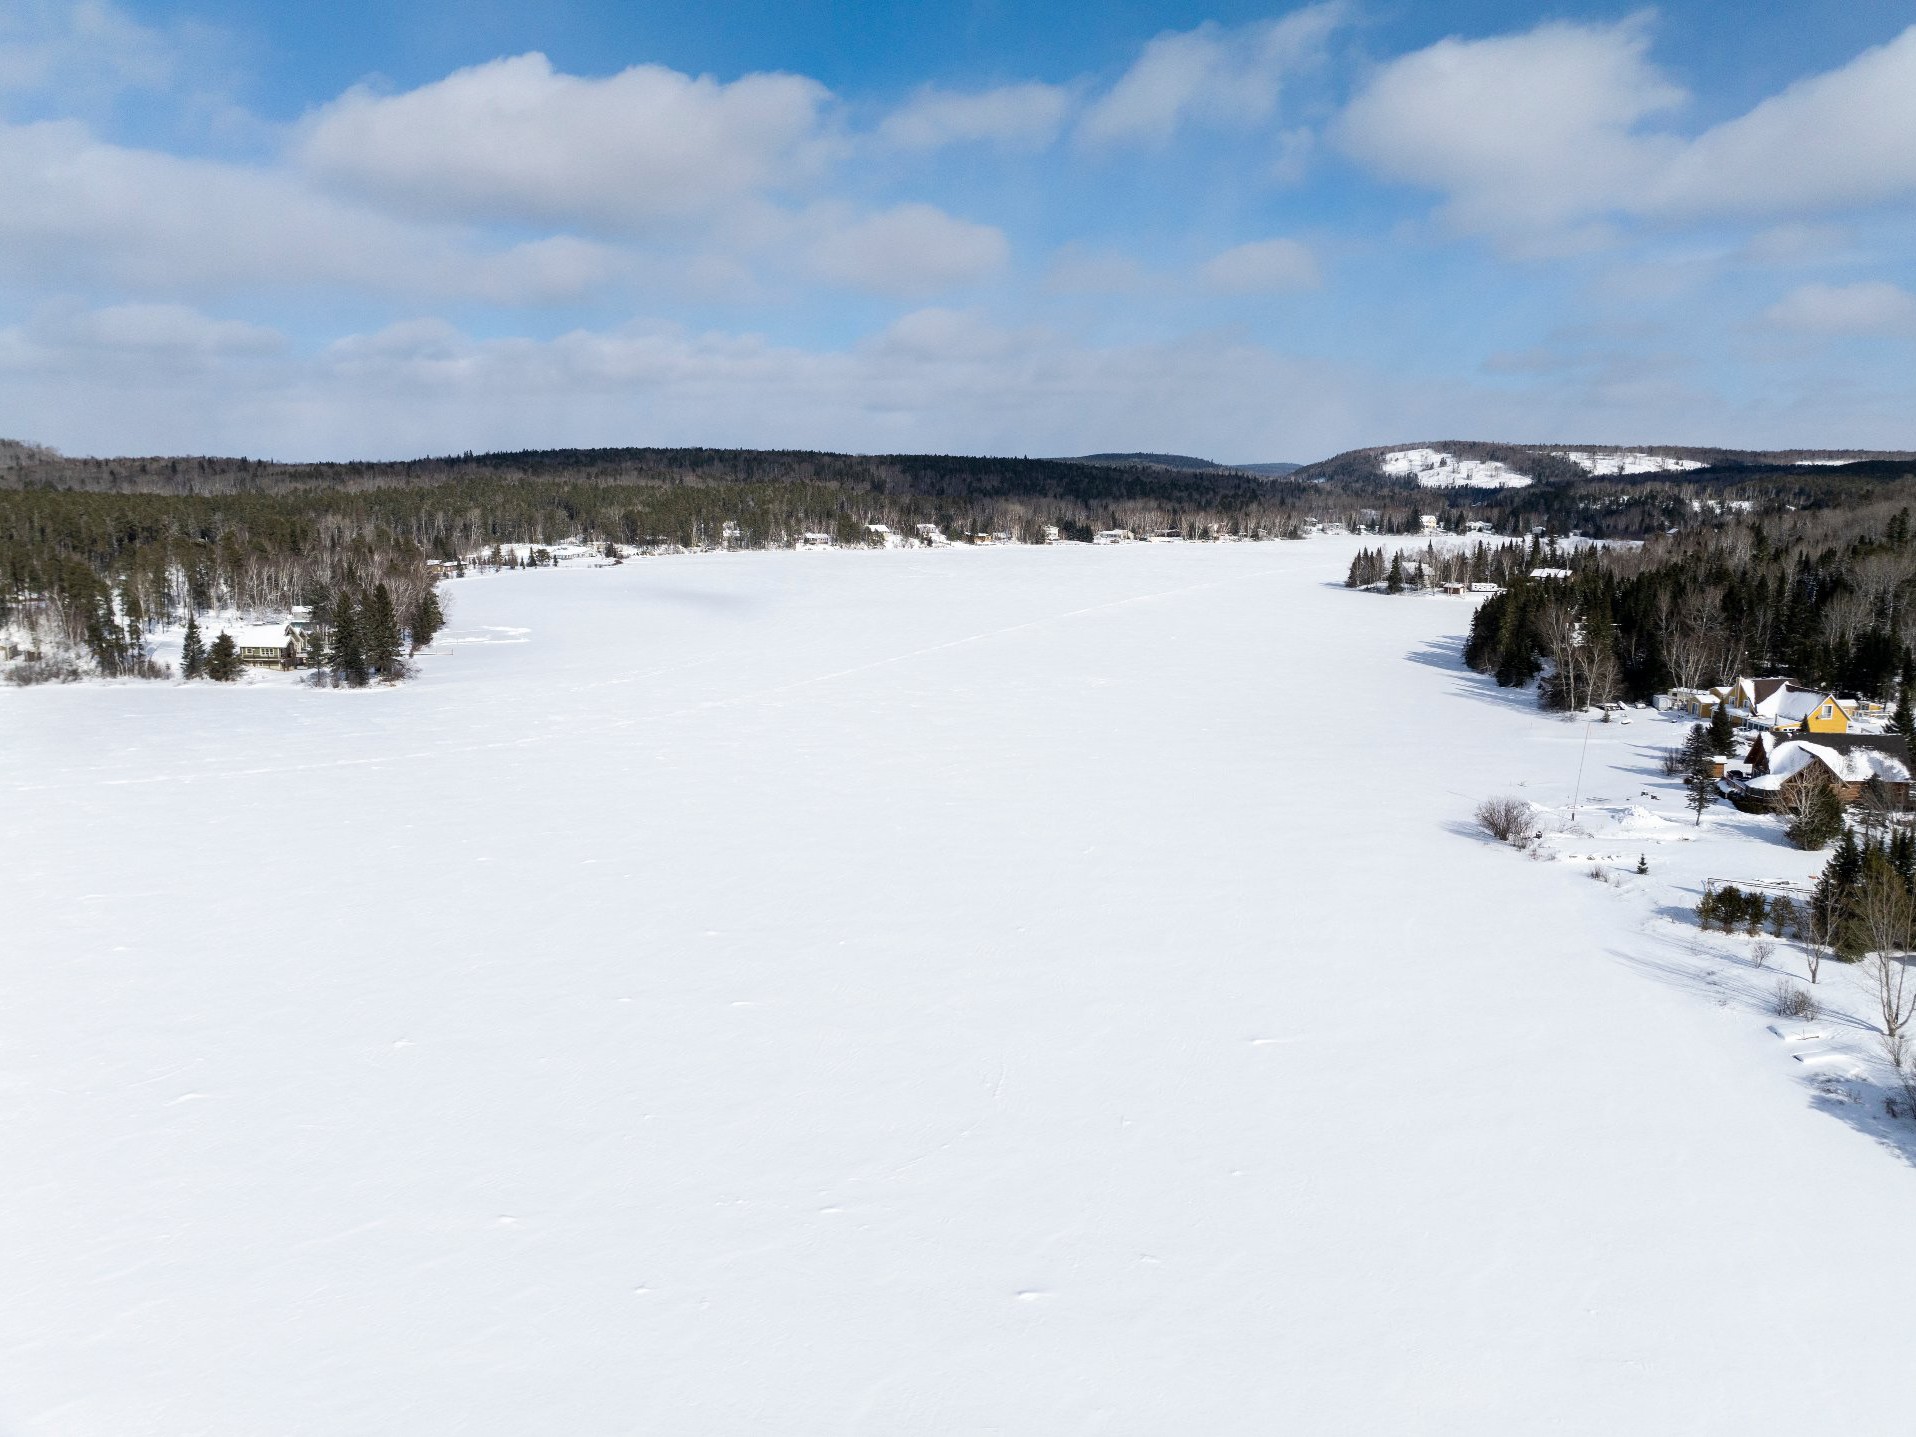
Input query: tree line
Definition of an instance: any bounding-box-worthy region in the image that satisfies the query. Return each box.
[1460,503,1916,710]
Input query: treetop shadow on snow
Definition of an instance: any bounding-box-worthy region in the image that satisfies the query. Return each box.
[1605,930,1916,1169]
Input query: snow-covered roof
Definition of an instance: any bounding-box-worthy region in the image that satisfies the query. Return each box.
[1761,688,1849,723]
[1529,567,1572,579]
[224,623,293,649]
[1746,740,1911,790]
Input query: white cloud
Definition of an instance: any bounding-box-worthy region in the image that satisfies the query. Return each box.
[0,305,1405,462]
[1199,237,1320,293]
[1649,27,1916,218]
[1337,18,1681,239]
[0,0,174,104]
[802,203,1009,296]
[297,53,836,235]
[7,302,1916,465]
[1078,5,1342,147]
[1764,281,1916,336]
[877,82,1072,151]
[1339,19,1916,245]
[0,118,632,303]
[37,301,284,354]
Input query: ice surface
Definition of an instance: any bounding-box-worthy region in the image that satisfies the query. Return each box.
[4,542,1915,1434]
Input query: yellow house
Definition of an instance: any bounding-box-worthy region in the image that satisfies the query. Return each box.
[1773,689,1852,734]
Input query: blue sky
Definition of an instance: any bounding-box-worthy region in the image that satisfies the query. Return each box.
[2,1,1914,461]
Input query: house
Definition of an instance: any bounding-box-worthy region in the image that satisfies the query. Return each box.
[866,524,904,548]
[1093,529,1134,545]
[1419,515,1441,534]
[226,621,309,670]
[1744,680,1851,734]
[1464,520,1494,534]
[913,523,950,547]
[1711,675,1855,733]
[1529,566,1573,580]
[1467,581,1503,594]
[1673,685,1735,718]
[796,532,835,550]
[1736,732,1913,809]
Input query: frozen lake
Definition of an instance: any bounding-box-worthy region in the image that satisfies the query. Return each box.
[4,541,1913,1433]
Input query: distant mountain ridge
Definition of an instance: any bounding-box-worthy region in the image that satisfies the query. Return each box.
[1066,452,1302,477]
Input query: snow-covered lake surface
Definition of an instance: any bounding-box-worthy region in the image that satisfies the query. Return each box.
[5,542,1915,1433]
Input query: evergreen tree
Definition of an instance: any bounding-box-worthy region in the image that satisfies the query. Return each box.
[1707,702,1736,755]
[409,588,446,653]
[1682,724,1718,826]
[180,612,206,679]
[330,592,369,687]
[367,583,402,680]
[1896,661,1916,744]
[204,631,242,682]
[1385,551,1405,595]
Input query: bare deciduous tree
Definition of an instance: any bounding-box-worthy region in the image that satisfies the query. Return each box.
[1476,796,1531,844]
[1853,862,1916,1037]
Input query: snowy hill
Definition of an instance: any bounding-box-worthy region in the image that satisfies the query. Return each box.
[1379,446,1534,488]
[1297,440,1916,487]
[7,542,1916,1430]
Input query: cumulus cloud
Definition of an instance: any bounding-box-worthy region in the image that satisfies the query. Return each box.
[1078,5,1342,147]
[1337,18,1680,239]
[1649,27,1916,218]
[1199,237,1320,293]
[0,0,174,104]
[1764,281,1916,336]
[0,118,633,302]
[802,203,1009,296]
[877,82,1072,151]
[1339,18,1916,245]
[297,53,836,235]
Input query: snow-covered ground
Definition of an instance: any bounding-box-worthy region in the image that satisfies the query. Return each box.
[1379,446,1533,488]
[5,541,1915,1434]
[1553,450,1706,476]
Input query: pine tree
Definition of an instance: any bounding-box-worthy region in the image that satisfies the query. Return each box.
[330,592,369,688]
[180,612,206,679]
[205,631,242,682]
[409,588,445,653]
[1386,551,1405,595]
[1896,660,1916,743]
[1682,723,1718,826]
[367,583,402,680]
[1707,702,1736,755]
